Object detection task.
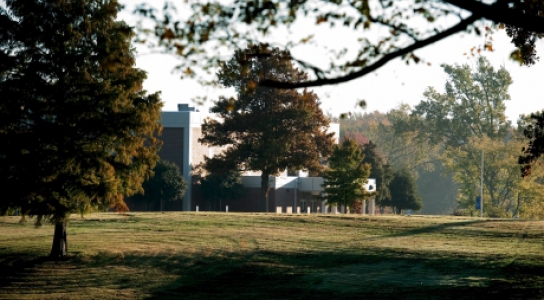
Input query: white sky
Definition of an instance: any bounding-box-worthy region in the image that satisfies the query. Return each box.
[118,1,544,123]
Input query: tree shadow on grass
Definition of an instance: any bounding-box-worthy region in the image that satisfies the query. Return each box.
[0,248,543,300]
[369,220,485,239]
[145,249,544,300]
[360,219,539,241]
[363,218,544,243]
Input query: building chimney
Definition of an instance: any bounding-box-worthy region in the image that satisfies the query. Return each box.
[178,104,196,112]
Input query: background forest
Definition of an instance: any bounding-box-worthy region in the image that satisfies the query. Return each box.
[336,57,544,218]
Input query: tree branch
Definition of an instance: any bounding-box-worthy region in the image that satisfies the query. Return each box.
[443,0,544,33]
[369,16,419,41]
[261,14,479,89]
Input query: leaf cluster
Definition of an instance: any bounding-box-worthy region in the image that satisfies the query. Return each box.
[132,0,544,90]
[505,0,544,66]
[519,110,544,177]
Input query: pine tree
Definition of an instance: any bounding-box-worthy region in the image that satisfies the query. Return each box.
[200,44,334,212]
[323,139,373,212]
[0,0,162,258]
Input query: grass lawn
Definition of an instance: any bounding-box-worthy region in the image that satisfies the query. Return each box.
[1,212,543,299]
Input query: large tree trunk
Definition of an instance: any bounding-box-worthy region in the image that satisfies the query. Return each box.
[50,221,67,259]
[260,173,270,212]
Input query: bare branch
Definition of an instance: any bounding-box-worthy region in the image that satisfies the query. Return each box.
[261,14,479,89]
[369,16,419,41]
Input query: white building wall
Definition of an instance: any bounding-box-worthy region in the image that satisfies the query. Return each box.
[161,107,204,211]
[160,104,344,211]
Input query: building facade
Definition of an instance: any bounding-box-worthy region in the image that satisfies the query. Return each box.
[127,104,376,213]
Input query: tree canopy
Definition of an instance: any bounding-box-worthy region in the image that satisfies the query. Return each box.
[323,139,373,211]
[340,107,439,172]
[396,57,544,217]
[0,0,162,258]
[409,58,514,210]
[410,57,512,147]
[443,133,544,217]
[133,0,544,90]
[133,159,187,211]
[199,44,334,211]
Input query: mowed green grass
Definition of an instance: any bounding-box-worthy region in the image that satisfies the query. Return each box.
[1,213,544,299]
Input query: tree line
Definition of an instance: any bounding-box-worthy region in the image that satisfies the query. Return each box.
[338,57,544,218]
[196,43,422,214]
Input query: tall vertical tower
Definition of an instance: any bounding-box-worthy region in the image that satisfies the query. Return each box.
[159,104,204,211]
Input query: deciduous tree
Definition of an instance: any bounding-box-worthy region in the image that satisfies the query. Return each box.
[0,0,162,258]
[200,169,244,211]
[340,107,438,172]
[199,44,334,212]
[338,108,446,213]
[406,57,544,216]
[133,159,187,211]
[408,57,513,214]
[445,134,544,217]
[388,169,423,214]
[410,57,512,147]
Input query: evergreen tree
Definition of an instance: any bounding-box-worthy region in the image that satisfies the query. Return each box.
[0,0,162,258]
[200,44,334,212]
[388,169,423,214]
[133,160,187,211]
[323,139,373,212]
